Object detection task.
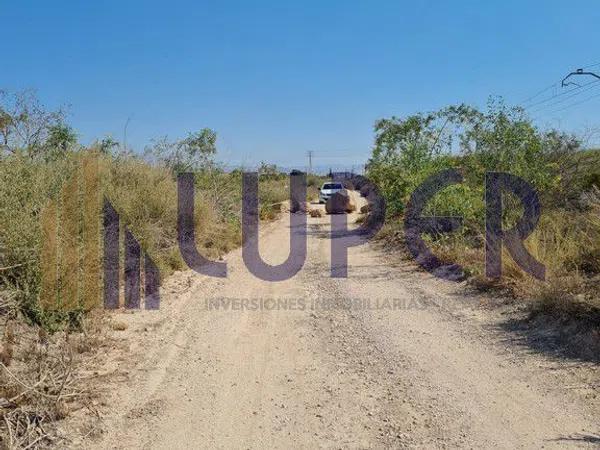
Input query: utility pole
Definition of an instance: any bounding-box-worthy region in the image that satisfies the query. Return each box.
[307,150,313,175]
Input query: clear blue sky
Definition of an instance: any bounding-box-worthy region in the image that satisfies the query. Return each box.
[3,0,600,168]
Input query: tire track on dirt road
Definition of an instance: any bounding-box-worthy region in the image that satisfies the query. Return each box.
[75,197,599,449]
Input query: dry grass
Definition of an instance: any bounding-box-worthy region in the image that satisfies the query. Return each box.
[101,156,242,278]
[0,299,107,449]
[0,150,291,447]
[0,150,293,322]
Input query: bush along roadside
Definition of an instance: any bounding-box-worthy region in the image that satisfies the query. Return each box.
[366,99,600,359]
[0,90,295,447]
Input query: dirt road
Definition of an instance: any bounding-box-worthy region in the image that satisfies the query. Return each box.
[80,197,600,449]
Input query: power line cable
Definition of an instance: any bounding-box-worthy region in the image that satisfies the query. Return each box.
[525,81,595,109]
[520,60,600,107]
[581,60,600,69]
[519,82,558,105]
[524,79,600,110]
[546,90,600,115]
[528,80,600,114]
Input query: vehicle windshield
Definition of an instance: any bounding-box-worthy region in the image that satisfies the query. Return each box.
[322,183,343,190]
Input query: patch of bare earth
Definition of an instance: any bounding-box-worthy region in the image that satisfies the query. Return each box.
[60,194,599,449]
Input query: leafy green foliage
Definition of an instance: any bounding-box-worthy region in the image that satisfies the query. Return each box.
[45,123,78,159]
[368,98,600,314]
[146,128,218,173]
[367,99,579,223]
[97,136,119,154]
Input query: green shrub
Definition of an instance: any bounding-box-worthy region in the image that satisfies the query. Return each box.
[367,99,600,314]
[0,148,291,328]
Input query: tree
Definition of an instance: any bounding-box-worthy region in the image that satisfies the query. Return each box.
[98,136,119,154]
[176,128,217,171]
[258,161,280,178]
[366,98,583,219]
[0,89,65,157]
[46,123,77,155]
[146,128,218,173]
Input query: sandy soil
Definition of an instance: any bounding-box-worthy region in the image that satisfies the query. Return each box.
[70,195,600,449]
